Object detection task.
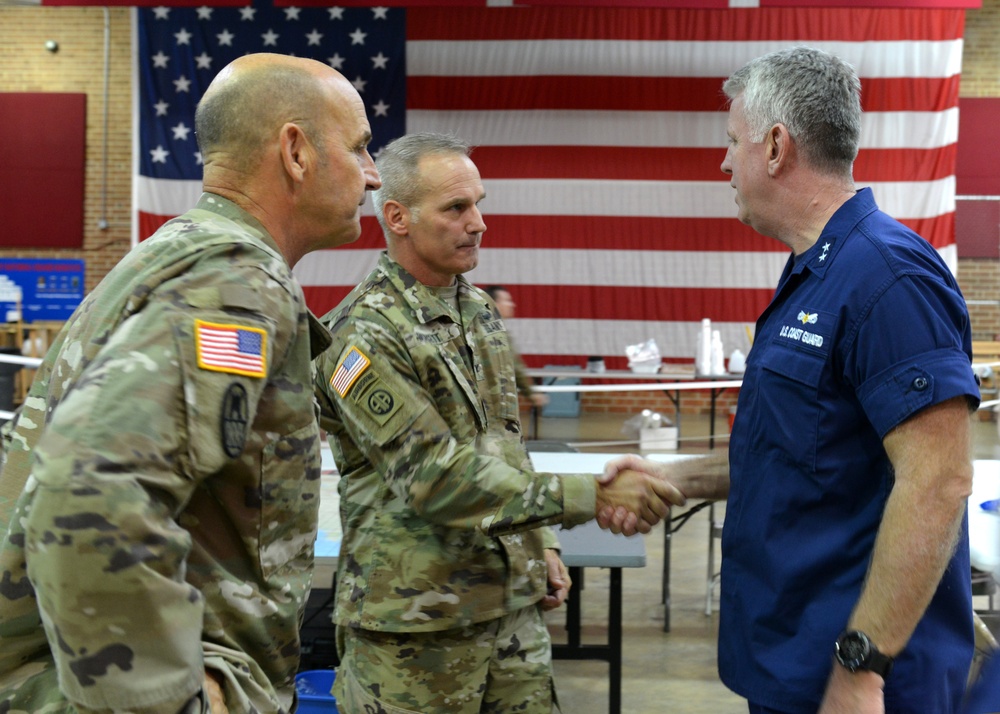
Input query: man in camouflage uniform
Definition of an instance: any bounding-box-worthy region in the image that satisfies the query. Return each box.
[314,133,678,714]
[0,54,380,713]
[483,286,549,411]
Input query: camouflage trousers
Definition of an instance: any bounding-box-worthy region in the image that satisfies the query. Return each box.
[0,663,74,714]
[0,652,227,714]
[0,664,213,714]
[333,605,560,714]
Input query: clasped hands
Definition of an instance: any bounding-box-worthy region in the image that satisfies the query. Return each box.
[594,454,686,536]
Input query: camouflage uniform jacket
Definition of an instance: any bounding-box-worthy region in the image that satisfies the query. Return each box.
[314,253,596,633]
[0,194,330,713]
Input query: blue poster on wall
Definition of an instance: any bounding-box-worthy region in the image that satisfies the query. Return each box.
[0,259,84,323]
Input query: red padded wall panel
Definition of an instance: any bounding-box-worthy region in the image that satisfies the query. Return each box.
[0,93,86,249]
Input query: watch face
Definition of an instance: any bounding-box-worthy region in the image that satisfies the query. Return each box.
[836,632,870,670]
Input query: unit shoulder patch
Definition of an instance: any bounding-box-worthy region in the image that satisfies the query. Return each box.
[221,383,249,458]
[362,382,402,426]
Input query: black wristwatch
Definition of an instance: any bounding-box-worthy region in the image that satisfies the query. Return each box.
[834,630,894,679]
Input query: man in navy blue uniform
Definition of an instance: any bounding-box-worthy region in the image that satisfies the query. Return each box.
[604,47,980,713]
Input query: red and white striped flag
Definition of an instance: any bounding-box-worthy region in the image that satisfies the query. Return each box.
[133,3,970,368]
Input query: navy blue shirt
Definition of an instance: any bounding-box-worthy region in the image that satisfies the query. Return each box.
[720,188,980,713]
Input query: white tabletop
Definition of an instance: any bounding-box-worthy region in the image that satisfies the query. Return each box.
[527,451,692,474]
[526,368,703,381]
[314,451,1000,585]
[529,452,697,568]
[530,453,1000,582]
[524,369,744,394]
[971,460,1000,578]
[528,452,645,568]
[312,444,341,587]
[312,448,673,582]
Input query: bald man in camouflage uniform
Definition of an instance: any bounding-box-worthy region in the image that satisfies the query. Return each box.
[0,53,380,713]
[315,134,677,714]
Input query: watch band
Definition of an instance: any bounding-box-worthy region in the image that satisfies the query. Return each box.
[834,630,894,679]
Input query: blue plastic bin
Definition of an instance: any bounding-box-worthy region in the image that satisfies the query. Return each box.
[295,669,337,713]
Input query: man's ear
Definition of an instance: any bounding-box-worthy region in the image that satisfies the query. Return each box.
[383,200,410,237]
[766,123,791,177]
[278,122,309,183]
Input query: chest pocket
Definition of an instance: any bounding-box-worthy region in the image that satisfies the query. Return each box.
[747,342,826,469]
[476,321,522,424]
[434,348,486,439]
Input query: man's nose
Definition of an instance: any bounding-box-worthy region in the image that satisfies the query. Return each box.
[469,205,487,234]
[720,147,733,176]
[363,151,381,190]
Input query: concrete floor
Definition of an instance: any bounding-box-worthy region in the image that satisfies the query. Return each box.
[535,410,1000,714]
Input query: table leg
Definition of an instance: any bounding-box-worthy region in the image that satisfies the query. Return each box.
[609,568,622,714]
[709,385,731,450]
[566,566,582,648]
[663,389,681,438]
[662,513,671,633]
[709,388,719,449]
[706,389,727,615]
[551,566,622,714]
[705,502,716,616]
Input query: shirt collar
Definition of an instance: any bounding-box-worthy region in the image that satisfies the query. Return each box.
[195,192,285,261]
[375,252,483,325]
[789,187,879,280]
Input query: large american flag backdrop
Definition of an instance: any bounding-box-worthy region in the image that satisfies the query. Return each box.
[134,1,970,368]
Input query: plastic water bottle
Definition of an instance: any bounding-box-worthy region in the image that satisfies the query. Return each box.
[728,348,746,374]
[710,330,725,375]
[697,318,712,376]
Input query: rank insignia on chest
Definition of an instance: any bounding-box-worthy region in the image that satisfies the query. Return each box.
[332,346,371,398]
[195,319,267,378]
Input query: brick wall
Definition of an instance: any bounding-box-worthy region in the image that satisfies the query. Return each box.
[580,387,740,421]
[1,3,998,416]
[958,0,1000,344]
[958,258,1000,341]
[0,7,133,291]
[960,0,1000,98]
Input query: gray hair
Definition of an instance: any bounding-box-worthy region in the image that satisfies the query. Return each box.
[723,46,861,177]
[372,133,472,234]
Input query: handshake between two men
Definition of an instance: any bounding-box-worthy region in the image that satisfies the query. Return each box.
[592,455,686,537]
[589,450,730,536]
[539,453,690,614]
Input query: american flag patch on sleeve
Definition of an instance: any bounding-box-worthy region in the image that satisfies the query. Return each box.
[195,319,267,378]
[331,346,370,398]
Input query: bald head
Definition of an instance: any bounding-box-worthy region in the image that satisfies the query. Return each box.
[193,53,380,265]
[195,53,352,175]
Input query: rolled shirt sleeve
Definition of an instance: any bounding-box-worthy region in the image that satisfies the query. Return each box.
[849,274,980,437]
